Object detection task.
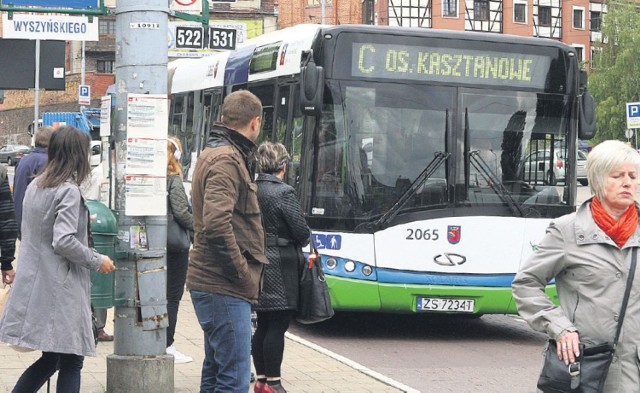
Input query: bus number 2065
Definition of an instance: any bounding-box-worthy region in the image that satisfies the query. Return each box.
[406,228,439,240]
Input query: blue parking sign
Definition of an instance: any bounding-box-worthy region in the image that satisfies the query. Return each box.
[79,84,90,105]
[627,102,640,128]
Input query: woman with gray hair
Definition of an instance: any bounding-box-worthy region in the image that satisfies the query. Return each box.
[512,140,640,391]
[252,142,311,393]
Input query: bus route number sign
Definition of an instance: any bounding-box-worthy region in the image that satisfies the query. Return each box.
[176,26,204,49]
[209,27,236,50]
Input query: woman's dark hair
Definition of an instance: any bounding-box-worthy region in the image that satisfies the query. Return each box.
[38,126,91,188]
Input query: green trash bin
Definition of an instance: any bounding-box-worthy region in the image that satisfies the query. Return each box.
[87,200,117,309]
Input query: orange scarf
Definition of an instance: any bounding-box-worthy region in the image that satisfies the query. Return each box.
[591,197,638,248]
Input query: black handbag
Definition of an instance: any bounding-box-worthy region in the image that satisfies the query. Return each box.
[166,177,191,253]
[167,213,190,252]
[295,242,335,324]
[537,248,637,393]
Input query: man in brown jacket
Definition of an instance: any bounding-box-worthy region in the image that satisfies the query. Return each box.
[188,90,268,393]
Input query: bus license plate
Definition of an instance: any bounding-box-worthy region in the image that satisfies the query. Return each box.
[417,297,475,313]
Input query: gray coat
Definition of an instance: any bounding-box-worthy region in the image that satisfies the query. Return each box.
[512,198,640,392]
[0,179,102,356]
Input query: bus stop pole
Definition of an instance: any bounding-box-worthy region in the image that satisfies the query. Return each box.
[106,1,173,391]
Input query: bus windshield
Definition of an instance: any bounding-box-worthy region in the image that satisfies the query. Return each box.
[305,80,571,223]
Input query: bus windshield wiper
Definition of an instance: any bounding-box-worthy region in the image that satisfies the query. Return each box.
[359,151,450,232]
[468,150,523,217]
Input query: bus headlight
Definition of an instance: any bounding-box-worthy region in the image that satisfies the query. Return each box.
[326,257,337,270]
[344,260,356,273]
[362,265,373,276]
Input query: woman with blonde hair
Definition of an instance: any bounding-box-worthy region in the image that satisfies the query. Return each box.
[165,136,193,364]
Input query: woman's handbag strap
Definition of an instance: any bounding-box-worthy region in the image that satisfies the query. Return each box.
[614,247,637,348]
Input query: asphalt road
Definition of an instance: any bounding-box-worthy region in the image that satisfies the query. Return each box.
[288,184,599,392]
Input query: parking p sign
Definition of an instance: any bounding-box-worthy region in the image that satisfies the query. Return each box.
[79,84,90,105]
[627,102,640,129]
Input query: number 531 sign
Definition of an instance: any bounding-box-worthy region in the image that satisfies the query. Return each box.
[175,26,236,50]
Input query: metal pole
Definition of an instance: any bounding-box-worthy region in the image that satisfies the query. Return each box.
[321,0,326,23]
[81,40,86,109]
[106,1,173,391]
[33,39,40,147]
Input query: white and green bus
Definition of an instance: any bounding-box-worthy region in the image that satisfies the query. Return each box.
[169,24,596,315]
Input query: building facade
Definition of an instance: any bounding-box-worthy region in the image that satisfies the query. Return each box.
[279,0,606,67]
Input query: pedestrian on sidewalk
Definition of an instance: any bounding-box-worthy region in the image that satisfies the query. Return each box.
[188,90,268,393]
[513,140,640,391]
[0,126,116,393]
[165,136,193,364]
[13,125,54,239]
[0,164,17,286]
[252,142,311,393]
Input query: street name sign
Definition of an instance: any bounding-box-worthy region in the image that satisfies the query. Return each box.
[2,14,99,41]
[627,102,640,129]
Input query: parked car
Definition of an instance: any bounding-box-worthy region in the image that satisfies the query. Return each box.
[0,144,31,166]
[575,150,588,186]
[521,150,566,186]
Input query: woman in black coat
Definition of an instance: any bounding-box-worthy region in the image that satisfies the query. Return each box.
[252,142,311,393]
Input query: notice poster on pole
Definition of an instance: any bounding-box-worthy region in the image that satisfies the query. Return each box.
[100,95,111,137]
[125,93,168,216]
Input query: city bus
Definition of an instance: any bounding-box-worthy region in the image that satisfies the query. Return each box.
[169,24,596,315]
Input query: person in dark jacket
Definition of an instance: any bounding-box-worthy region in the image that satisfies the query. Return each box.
[165,136,193,364]
[0,165,17,286]
[251,142,311,393]
[13,126,54,238]
[188,90,268,393]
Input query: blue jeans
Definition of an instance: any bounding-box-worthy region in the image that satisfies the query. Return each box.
[190,290,252,393]
[13,351,84,393]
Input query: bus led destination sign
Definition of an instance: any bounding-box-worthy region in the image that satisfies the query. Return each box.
[352,43,552,89]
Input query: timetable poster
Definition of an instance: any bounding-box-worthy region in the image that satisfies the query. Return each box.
[125,94,168,216]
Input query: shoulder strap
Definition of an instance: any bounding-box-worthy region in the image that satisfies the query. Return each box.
[614,247,637,347]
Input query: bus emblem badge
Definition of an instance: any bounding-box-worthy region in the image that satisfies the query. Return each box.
[447,226,461,244]
[433,253,467,266]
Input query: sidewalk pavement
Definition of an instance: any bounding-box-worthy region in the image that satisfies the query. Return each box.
[0,293,411,393]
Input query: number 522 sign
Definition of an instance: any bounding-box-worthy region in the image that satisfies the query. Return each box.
[175,26,236,50]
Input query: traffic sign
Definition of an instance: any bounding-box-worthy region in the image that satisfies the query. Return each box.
[79,84,91,105]
[627,102,640,129]
[175,26,204,49]
[209,27,236,50]
[626,129,634,139]
[2,14,99,41]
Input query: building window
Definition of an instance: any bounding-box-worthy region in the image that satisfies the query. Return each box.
[573,7,584,29]
[99,19,115,35]
[590,11,601,32]
[514,2,527,23]
[474,0,489,21]
[388,0,432,27]
[538,6,551,27]
[573,46,583,63]
[443,0,457,17]
[97,60,115,73]
[362,0,375,24]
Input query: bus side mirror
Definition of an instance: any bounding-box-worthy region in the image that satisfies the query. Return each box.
[579,90,596,140]
[300,53,324,116]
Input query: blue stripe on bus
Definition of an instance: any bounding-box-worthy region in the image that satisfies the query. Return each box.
[224,45,255,85]
[376,268,515,287]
